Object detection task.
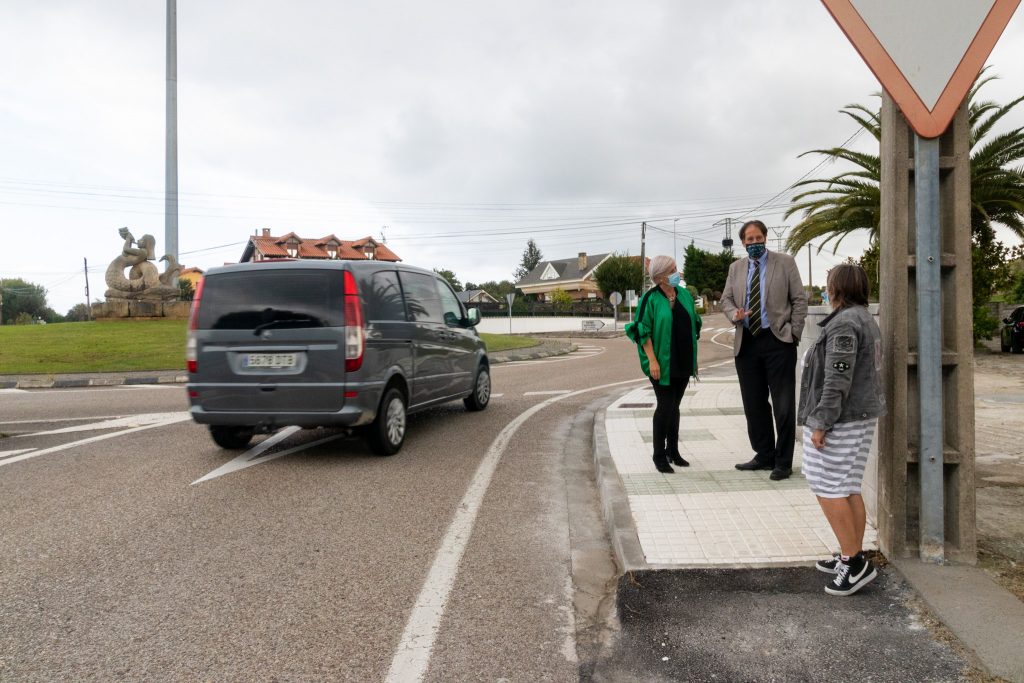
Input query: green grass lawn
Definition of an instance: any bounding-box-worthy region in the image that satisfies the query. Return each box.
[0,320,538,375]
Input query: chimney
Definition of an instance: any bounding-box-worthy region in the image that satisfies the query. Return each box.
[262,228,271,237]
[578,252,588,272]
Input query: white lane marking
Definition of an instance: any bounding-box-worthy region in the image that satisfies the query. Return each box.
[523,390,571,396]
[0,388,29,394]
[489,394,504,399]
[19,412,188,437]
[0,415,124,425]
[0,414,191,468]
[385,376,646,683]
[190,426,339,485]
[710,326,736,349]
[0,448,36,460]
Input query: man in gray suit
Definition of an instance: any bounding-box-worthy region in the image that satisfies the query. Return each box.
[721,220,808,480]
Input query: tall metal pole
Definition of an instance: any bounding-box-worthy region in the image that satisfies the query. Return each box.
[165,0,179,261]
[672,218,680,265]
[83,257,91,319]
[639,222,647,293]
[915,134,945,563]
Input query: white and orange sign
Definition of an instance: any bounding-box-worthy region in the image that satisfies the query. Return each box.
[821,0,1021,137]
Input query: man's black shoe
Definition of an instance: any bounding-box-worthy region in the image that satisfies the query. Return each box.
[769,468,793,481]
[735,458,773,471]
[669,452,690,467]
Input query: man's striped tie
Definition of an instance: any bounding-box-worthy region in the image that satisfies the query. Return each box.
[749,261,762,336]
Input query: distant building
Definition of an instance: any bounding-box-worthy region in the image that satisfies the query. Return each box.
[516,252,612,301]
[457,289,500,305]
[179,267,204,288]
[239,229,401,263]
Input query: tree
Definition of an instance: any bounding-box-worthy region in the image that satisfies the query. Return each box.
[1,278,50,325]
[65,303,92,322]
[178,277,195,301]
[785,72,1024,339]
[682,242,732,298]
[550,288,573,310]
[592,254,643,299]
[513,239,544,282]
[433,268,463,292]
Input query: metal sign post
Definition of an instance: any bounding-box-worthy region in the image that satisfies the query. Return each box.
[505,293,515,334]
[915,135,944,562]
[609,291,622,332]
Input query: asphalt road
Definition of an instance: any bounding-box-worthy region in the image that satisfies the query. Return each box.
[1,335,733,682]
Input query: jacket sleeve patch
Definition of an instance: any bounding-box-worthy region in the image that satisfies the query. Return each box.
[832,360,850,373]
[833,334,856,354]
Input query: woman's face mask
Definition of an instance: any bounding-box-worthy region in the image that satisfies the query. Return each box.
[667,273,681,287]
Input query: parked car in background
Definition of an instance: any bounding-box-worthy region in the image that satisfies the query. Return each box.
[1001,306,1024,354]
[186,260,490,455]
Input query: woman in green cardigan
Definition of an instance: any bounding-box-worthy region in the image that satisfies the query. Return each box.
[625,255,702,473]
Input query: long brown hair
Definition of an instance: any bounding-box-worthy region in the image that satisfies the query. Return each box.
[827,263,870,309]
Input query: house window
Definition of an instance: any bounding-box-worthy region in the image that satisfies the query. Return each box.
[287,247,298,258]
[327,247,337,259]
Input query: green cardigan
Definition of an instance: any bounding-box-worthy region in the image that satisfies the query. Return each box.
[624,286,702,385]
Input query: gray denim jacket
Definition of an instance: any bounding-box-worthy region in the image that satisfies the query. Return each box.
[798,305,886,431]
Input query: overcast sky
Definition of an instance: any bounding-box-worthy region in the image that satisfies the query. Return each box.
[3,1,1024,315]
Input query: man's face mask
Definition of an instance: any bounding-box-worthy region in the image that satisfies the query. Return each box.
[746,243,767,259]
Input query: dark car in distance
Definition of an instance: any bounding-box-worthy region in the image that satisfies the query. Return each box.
[186,260,490,455]
[1001,306,1024,354]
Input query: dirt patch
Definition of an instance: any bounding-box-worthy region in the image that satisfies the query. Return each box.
[978,542,1024,603]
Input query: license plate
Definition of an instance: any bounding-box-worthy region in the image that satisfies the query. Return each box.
[242,353,297,369]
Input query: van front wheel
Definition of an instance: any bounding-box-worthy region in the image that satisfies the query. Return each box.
[368,387,407,456]
[209,425,254,450]
[464,364,491,411]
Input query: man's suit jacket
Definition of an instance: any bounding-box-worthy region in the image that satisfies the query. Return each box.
[720,251,807,356]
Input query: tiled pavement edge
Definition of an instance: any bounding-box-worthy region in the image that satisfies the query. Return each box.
[0,340,573,389]
[598,375,877,569]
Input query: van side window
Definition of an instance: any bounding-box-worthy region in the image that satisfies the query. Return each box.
[399,272,444,323]
[363,270,406,321]
[436,279,465,327]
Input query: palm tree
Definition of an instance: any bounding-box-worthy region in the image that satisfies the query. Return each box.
[784,71,1024,254]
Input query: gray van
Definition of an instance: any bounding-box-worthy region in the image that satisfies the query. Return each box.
[186,260,490,455]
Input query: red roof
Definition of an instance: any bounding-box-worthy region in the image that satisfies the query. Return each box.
[245,233,401,262]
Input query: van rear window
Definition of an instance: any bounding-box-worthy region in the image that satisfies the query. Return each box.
[197,270,345,330]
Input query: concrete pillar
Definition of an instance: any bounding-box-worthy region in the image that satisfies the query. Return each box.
[877,93,976,563]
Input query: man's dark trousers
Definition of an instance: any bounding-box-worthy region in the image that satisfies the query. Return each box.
[735,327,797,470]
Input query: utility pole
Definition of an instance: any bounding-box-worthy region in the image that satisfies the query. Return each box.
[639,221,648,293]
[83,258,91,319]
[672,217,681,265]
[165,0,179,262]
[807,242,813,291]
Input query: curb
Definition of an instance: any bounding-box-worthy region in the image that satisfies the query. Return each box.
[2,342,571,390]
[592,403,648,573]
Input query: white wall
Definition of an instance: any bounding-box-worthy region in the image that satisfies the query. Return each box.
[476,316,618,334]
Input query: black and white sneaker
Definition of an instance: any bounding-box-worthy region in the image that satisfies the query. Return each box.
[816,554,841,574]
[825,557,878,596]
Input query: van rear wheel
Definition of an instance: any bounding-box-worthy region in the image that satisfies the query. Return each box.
[209,425,254,450]
[368,387,407,456]
[464,364,491,411]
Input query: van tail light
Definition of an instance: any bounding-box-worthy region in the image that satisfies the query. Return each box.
[343,271,365,372]
[186,277,205,373]
[1017,321,1024,329]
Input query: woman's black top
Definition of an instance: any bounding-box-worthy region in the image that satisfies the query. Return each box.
[655,287,693,379]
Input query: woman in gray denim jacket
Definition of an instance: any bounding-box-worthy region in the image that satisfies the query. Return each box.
[798,264,886,597]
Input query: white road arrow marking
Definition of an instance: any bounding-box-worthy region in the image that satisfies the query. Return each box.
[191,426,346,485]
[22,412,189,437]
[0,448,36,460]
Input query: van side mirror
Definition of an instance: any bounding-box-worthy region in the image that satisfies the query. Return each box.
[1005,318,1013,325]
[466,308,481,327]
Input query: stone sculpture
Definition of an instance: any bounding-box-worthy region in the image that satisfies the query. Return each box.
[104,227,181,301]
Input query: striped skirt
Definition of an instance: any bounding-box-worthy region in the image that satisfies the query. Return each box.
[801,418,877,498]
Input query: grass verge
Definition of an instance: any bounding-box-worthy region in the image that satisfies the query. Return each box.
[0,320,538,374]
